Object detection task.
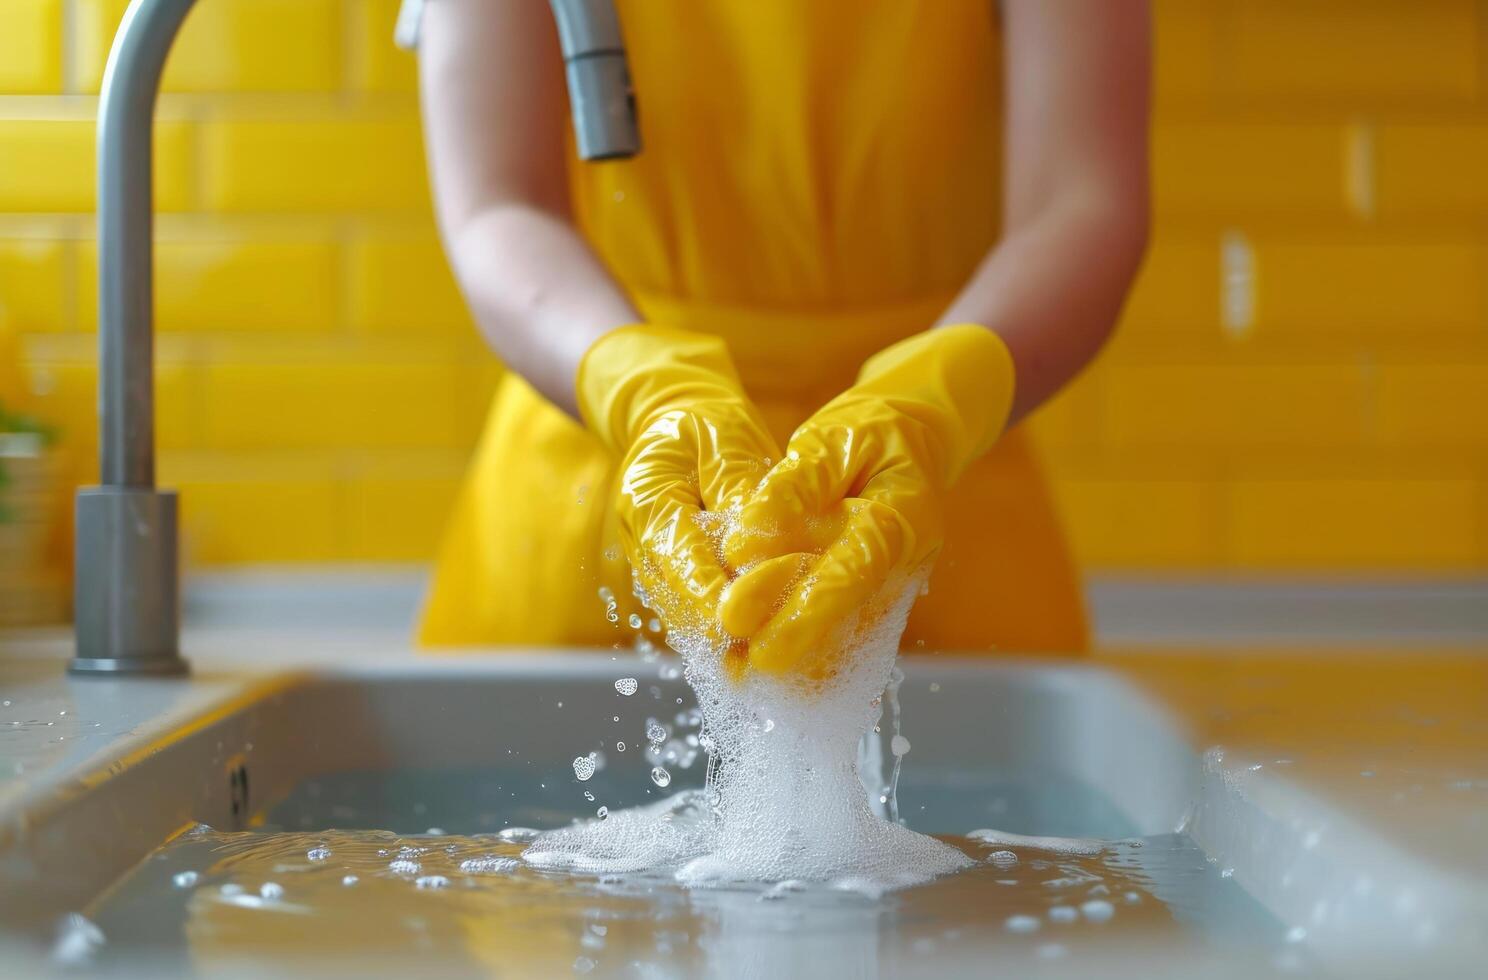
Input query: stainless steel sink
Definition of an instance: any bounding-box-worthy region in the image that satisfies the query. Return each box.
[0,652,1483,977]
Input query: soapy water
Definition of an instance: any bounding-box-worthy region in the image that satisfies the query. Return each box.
[73,823,1296,976]
[524,575,974,889]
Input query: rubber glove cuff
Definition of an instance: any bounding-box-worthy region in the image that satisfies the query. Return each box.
[576,324,753,456]
[853,323,1016,486]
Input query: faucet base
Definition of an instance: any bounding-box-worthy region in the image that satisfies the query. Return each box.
[71,487,188,677]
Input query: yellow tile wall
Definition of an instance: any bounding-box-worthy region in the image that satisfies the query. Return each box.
[2,0,1487,571]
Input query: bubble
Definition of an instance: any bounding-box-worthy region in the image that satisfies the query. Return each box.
[1080,899,1114,923]
[388,859,421,875]
[172,871,198,889]
[460,856,520,875]
[987,850,1018,868]
[306,846,331,862]
[890,734,911,757]
[415,875,450,890]
[573,755,597,781]
[1005,915,1041,934]
[342,875,359,886]
[259,882,284,900]
[597,806,609,819]
[497,827,540,843]
[574,956,596,974]
[628,614,643,629]
[646,720,667,744]
[617,742,627,752]
[648,618,661,633]
[651,767,672,788]
[615,678,639,696]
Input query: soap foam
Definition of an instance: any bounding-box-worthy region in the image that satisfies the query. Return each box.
[524,572,972,890]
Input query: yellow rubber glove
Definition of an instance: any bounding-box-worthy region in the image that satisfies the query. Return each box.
[577,325,780,646]
[719,324,1015,679]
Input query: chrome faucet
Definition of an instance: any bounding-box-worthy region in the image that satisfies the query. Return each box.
[71,0,639,676]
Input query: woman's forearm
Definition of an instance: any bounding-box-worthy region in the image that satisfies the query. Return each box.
[948,0,1150,428]
[447,203,638,418]
[938,193,1147,426]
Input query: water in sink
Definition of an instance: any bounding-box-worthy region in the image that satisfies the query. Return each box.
[75,763,1302,978]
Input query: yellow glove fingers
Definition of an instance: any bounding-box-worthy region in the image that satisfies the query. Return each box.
[718,551,813,639]
[721,428,859,571]
[747,499,912,679]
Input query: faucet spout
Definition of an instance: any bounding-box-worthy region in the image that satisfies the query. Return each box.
[71,0,197,677]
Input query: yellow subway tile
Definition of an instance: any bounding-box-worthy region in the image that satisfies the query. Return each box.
[1228,479,1480,569]
[23,358,196,451]
[77,237,339,333]
[1225,0,1479,101]
[1152,124,1344,216]
[1102,364,1373,449]
[1118,237,1219,336]
[172,473,343,562]
[0,240,68,332]
[1152,0,1216,103]
[1376,125,1488,217]
[76,0,341,94]
[202,118,428,213]
[1054,478,1219,569]
[1024,371,1100,450]
[351,0,418,94]
[348,235,469,334]
[347,474,461,560]
[1377,365,1488,447]
[1254,238,1484,336]
[201,361,463,450]
[0,0,62,93]
[0,119,193,212]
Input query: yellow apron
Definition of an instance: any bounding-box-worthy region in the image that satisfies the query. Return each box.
[419,0,1088,654]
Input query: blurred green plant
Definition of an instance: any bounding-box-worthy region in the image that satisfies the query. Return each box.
[0,399,57,524]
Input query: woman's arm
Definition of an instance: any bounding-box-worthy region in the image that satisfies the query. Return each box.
[939,0,1151,426]
[419,0,638,418]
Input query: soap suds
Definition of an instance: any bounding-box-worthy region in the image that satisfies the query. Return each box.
[525,571,972,889]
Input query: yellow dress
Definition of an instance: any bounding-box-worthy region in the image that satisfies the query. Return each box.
[419,0,1088,654]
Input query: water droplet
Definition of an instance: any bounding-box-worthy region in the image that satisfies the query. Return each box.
[646,720,667,743]
[415,875,449,890]
[615,678,639,696]
[1080,900,1114,923]
[616,741,626,752]
[388,859,421,875]
[651,767,672,787]
[172,871,199,889]
[1221,867,1235,879]
[1005,915,1040,934]
[1048,906,1077,923]
[574,956,596,974]
[597,806,609,820]
[307,846,331,862]
[260,882,284,901]
[648,618,661,633]
[573,755,597,781]
[890,734,911,757]
[628,614,643,629]
[342,875,359,886]
[584,790,595,801]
